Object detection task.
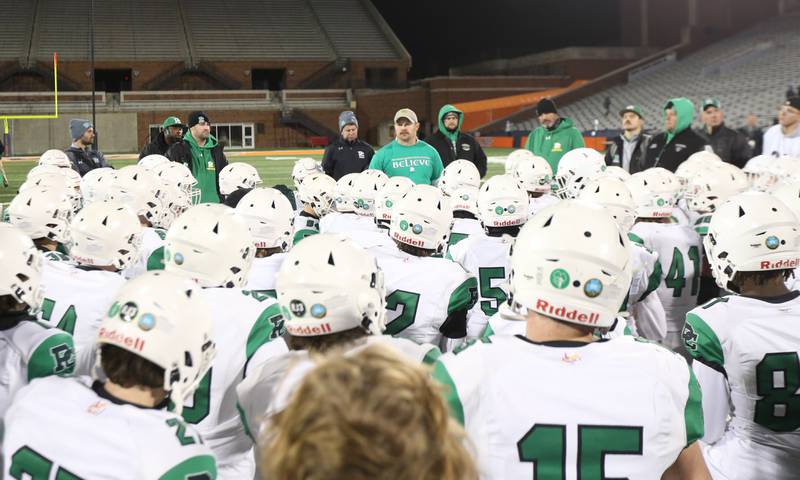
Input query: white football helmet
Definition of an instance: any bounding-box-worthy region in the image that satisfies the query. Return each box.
[477,174,528,229]
[513,154,553,194]
[152,162,201,206]
[684,162,749,213]
[390,184,453,253]
[334,173,359,213]
[298,173,337,217]
[276,234,386,336]
[95,271,216,415]
[235,188,294,251]
[743,154,778,191]
[449,186,480,217]
[675,151,722,190]
[68,202,143,270]
[138,154,171,171]
[38,149,72,169]
[578,177,637,232]
[291,157,322,189]
[773,155,800,185]
[0,224,44,311]
[508,200,633,328]
[626,168,678,218]
[219,162,262,197]
[704,192,800,289]
[27,164,65,181]
[553,148,606,199]
[7,186,74,243]
[772,182,800,219]
[164,204,255,288]
[106,165,169,227]
[374,176,414,228]
[80,167,116,204]
[439,160,481,196]
[602,165,632,182]
[505,149,536,175]
[352,170,389,216]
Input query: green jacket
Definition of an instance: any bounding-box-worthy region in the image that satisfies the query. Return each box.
[524,117,585,173]
[438,104,463,146]
[183,133,221,204]
[664,97,694,143]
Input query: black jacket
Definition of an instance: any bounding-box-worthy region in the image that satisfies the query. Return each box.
[737,125,763,156]
[604,133,652,174]
[425,130,488,177]
[643,128,708,172]
[165,140,227,197]
[140,131,181,159]
[321,137,374,180]
[64,146,111,176]
[696,124,752,168]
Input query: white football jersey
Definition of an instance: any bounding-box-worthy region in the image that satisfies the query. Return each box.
[625,233,667,340]
[0,319,75,419]
[123,227,166,279]
[481,304,525,339]
[449,217,483,247]
[3,376,216,479]
[683,293,800,478]
[369,244,478,350]
[527,193,559,216]
[434,335,703,479]
[37,261,126,375]
[291,211,319,245]
[244,253,286,297]
[236,335,441,441]
[632,221,702,347]
[672,198,703,227]
[448,233,513,339]
[319,211,375,234]
[187,288,284,478]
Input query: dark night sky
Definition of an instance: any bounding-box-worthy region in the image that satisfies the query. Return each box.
[372,0,622,79]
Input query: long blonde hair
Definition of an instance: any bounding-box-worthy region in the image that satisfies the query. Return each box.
[259,346,478,480]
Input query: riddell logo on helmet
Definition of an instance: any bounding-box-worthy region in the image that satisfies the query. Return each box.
[392,232,424,247]
[286,323,333,335]
[760,258,800,270]
[651,211,672,217]
[97,327,145,351]
[72,255,95,265]
[535,299,600,325]
[491,219,521,227]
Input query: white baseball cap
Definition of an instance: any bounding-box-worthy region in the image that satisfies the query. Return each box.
[394,108,418,124]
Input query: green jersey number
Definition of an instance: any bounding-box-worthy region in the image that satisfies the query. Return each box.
[478,267,506,316]
[9,446,83,480]
[664,246,701,297]
[754,352,800,432]
[384,290,420,335]
[517,424,642,479]
[39,298,78,335]
[178,369,212,424]
[165,418,203,446]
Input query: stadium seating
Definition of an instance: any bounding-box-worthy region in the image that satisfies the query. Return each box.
[512,13,800,132]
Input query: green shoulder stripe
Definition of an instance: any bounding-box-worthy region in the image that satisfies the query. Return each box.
[431,360,465,425]
[685,365,705,446]
[236,401,255,442]
[421,346,442,365]
[28,332,75,381]
[292,228,318,245]
[627,231,644,246]
[244,303,285,375]
[147,246,166,271]
[639,257,663,302]
[447,277,479,315]
[683,313,725,371]
[159,454,217,480]
[480,322,495,340]
[448,232,469,247]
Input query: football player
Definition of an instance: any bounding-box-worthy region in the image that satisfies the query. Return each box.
[291,172,336,245]
[6,185,75,262]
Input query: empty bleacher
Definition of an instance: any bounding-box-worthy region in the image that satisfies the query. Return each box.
[308,0,405,59]
[512,13,800,132]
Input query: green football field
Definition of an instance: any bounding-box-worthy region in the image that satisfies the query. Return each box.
[0,148,511,204]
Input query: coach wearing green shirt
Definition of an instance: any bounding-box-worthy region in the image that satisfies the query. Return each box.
[166,111,227,203]
[369,108,443,185]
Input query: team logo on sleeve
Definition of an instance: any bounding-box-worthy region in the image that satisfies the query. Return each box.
[682,323,698,351]
[50,343,75,374]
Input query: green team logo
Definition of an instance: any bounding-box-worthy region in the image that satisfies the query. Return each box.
[682,323,698,351]
[399,220,409,231]
[107,301,121,318]
[385,199,393,208]
[656,197,665,207]
[49,344,75,373]
[549,268,570,289]
[495,206,504,215]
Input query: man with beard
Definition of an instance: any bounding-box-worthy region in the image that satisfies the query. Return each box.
[696,98,751,168]
[426,104,487,177]
[166,111,228,203]
[64,119,111,176]
[368,108,443,185]
[604,105,651,173]
[524,97,585,173]
[139,116,186,158]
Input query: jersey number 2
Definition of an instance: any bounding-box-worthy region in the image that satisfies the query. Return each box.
[384,290,420,335]
[517,424,642,479]
[8,446,83,479]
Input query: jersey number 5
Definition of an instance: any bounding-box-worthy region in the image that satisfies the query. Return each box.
[518,424,643,479]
